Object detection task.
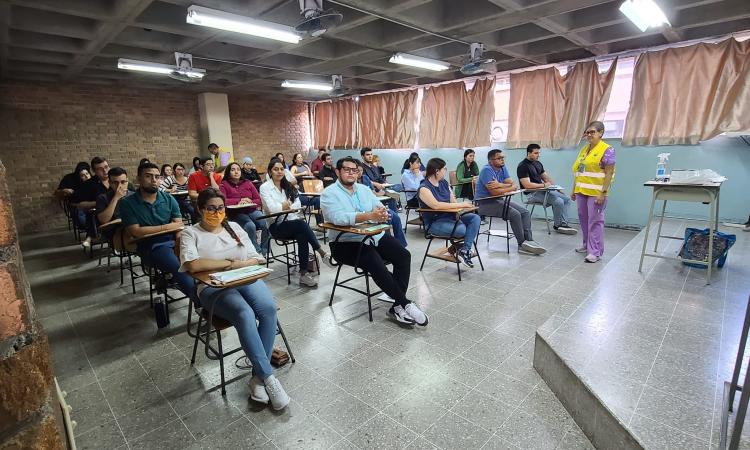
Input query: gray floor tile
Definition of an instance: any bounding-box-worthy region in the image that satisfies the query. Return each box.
[180,399,244,441]
[450,389,514,433]
[117,399,179,441]
[313,394,379,436]
[629,414,709,450]
[634,386,714,441]
[74,419,127,450]
[128,418,196,450]
[185,417,271,449]
[423,411,493,449]
[346,413,418,450]
[382,390,448,434]
[288,374,346,411]
[67,384,114,436]
[475,371,536,405]
[495,410,567,450]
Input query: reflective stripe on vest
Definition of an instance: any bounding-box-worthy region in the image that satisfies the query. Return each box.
[572,140,613,197]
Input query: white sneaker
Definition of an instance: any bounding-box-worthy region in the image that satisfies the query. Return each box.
[299,272,318,287]
[387,305,415,325]
[554,225,577,235]
[264,375,290,410]
[404,303,429,327]
[520,241,546,255]
[319,252,336,269]
[575,246,587,253]
[249,376,269,404]
[377,293,395,303]
[585,254,600,263]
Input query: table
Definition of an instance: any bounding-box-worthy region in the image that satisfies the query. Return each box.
[474,190,521,252]
[227,203,256,210]
[132,226,185,242]
[638,180,722,284]
[191,267,271,288]
[171,191,189,197]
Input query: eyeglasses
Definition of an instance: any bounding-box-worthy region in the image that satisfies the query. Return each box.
[583,130,599,136]
[491,156,505,160]
[340,167,359,174]
[204,205,225,213]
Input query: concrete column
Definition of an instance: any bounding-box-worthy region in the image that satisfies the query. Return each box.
[198,92,234,160]
[0,160,64,449]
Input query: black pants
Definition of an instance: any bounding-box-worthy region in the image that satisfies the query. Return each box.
[269,219,320,272]
[330,234,411,307]
[406,196,419,208]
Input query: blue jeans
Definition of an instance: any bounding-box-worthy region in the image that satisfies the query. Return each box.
[526,190,571,227]
[141,239,195,297]
[199,282,277,379]
[388,212,407,248]
[269,219,321,272]
[230,210,269,253]
[300,195,322,223]
[427,213,481,252]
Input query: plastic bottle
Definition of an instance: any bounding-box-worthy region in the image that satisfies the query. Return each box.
[656,153,670,181]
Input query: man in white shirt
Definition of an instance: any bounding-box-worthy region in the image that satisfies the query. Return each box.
[320,156,428,326]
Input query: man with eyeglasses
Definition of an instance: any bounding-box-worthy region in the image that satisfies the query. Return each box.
[119,163,195,298]
[320,156,428,326]
[475,149,547,255]
[188,157,222,201]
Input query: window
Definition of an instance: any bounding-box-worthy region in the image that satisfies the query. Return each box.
[599,57,635,139]
[491,75,510,145]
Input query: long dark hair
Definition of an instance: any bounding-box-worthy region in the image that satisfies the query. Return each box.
[291,153,306,166]
[196,188,243,246]
[223,162,243,184]
[267,158,298,202]
[192,156,201,169]
[425,158,447,179]
[160,164,171,177]
[463,149,475,161]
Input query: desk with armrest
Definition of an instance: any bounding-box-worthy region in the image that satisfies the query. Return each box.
[473,189,522,254]
[131,225,187,309]
[319,222,392,321]
[256,208,318,284]
[416,206,484,281]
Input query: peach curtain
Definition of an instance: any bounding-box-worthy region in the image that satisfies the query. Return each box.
[357,90,417,149]
[419,78,496,148]
[312,99,358,149]
[506,59,617,149]
[623,38,750,146]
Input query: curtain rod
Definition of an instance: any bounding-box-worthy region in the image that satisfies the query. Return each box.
[316,29,750,102]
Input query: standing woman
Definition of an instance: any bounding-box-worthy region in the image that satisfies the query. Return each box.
[454,149,479,200]
[220,162,269,254]
[259,158,332,287]
[179,188,290,410]
[571,121,615,263]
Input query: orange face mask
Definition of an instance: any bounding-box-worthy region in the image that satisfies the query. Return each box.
[203,210,225,227]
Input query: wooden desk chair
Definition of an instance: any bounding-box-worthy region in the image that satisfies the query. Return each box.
[472,178,516,254]
[301,179,324,226]
[258,208,320,285]
[320,223,391,322]
[402,190,423,232]
[187,271,295,396]
[416,207,484,281]
[521,188,552,235]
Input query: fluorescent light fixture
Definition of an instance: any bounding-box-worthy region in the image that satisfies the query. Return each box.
[281,80,333,91]
[187,5,301,44]
[389,53,450,71]
[117,58,206,79]
[619,0,670,32]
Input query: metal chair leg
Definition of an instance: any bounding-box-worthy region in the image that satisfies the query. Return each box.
[420,238,433,271]
[277,320,295,363]
[365,274,373,322]
[329,265,343,306]
[217,331,226,396]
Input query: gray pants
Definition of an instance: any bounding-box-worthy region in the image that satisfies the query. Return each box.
[477,200,532,245]
[526,190,571,227]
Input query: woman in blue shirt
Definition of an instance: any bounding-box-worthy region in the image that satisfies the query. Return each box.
[401,155,424,208]
[418,158,481,268]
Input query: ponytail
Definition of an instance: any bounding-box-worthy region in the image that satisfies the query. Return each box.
[221,219,244,247]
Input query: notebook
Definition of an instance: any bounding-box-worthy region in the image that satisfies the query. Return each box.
[352,223,391,233]
[209,265,272,284]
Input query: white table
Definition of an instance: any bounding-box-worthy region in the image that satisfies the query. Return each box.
[638,180,723,284]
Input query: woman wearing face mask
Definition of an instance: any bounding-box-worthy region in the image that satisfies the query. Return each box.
[259,158,333,287]
[220,162,269,254]
[179,188,290,410]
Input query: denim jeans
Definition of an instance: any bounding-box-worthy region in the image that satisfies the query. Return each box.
[140,238,195,297]
[388,212,407,248]
[300,195,322,223]
[269,219,321,272]
[426,213,481,252]
[199,281,277,379]
[230,210,269,253]
[526,190,571,227]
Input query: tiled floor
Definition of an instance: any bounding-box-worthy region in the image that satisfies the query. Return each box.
[27,217,637,450]
[539,219,750,449]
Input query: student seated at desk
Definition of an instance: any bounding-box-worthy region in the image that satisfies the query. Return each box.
[518,144,576,235]
[161,163,197,223]
[56,161,90,199]
[356,162,407,247]
[321,157,427,326]
[259,158,333,287]
[179,188,289,410]
[476,149,547,255]
[73,156,111,247]
[401,155,424,208]
[240,157,261,183]
[119,163,195,297]
[419,158,481,268]
[290,153,321,221]
[220,162,269,254]
[96,167,135,240]
[309,148,326,177]
[188,157,222,201]
[317,152,337,187]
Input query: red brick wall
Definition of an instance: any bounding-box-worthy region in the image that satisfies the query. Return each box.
[230,94,310,169]
[0,81,310,233]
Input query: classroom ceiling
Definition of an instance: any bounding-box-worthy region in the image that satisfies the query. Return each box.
[1,0,749,101]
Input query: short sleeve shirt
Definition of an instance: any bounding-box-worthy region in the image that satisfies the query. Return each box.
[475,165,510,200]
[517,159,545,186]
[119,190,182,227]
[74,177,107,203]
[188,172,222,193]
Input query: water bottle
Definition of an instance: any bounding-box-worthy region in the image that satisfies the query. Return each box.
[656,153,670,181]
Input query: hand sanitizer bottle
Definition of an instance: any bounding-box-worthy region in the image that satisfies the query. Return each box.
[656,153,670,181]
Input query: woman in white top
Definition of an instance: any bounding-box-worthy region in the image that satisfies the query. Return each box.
[259,158,332,287]
[179,188,290,410]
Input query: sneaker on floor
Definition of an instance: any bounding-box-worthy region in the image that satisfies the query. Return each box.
[520,241,546,254]
[387,305,415,325]
[574,246,588,253]
[249,376,269,404]
[319,252,336,269]
[456,248,475,268]
[264,375,290,410]
[299,272,318,287]
[553,224,577,235]
[480,219,488,225]
[585,254,601,263]
[377,293,395,303]
[404,303,429,326]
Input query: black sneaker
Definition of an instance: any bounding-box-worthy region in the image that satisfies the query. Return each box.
[387,305,415,325]
[457,248,474,268]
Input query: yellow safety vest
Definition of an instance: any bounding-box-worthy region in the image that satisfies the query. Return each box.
[213,149,234,168]
[572,140,614,197]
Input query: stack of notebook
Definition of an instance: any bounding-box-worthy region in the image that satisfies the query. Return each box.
[209,265,272,284]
